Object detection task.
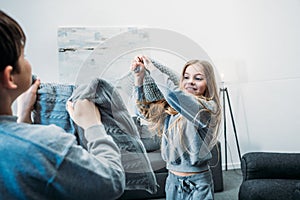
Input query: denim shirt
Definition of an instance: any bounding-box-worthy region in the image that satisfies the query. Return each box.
[0,115,125,200]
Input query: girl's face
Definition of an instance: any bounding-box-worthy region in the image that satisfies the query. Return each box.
[181,64,207,96]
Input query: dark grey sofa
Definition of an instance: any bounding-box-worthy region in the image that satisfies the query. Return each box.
[239,152,300,200]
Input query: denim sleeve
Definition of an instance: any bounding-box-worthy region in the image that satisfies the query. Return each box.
[53,125,125,200]
[134,85,145,102]
[133,85,148,118]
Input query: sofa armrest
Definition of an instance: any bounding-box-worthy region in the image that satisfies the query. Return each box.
[241,152,300,181]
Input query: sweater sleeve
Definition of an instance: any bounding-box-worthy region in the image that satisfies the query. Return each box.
[150,68,215,128]
[51,125,125,200]
[85,125,124,173]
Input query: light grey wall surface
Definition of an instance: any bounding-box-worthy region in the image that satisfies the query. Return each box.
[2,0,300,168]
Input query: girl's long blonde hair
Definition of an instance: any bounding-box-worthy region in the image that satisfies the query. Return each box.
[137,60,221,150]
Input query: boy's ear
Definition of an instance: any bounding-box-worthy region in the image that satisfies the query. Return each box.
[1,66,17,89]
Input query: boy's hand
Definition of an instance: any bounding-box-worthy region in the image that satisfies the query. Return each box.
[66,99,102,130]
[17,78,40,123]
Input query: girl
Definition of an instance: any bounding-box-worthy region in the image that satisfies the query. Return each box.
[131,55,221,200]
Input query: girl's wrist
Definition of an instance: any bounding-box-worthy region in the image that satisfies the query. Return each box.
[134,77,144,86]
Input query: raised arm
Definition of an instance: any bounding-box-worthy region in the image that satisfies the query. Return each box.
[142,56,216,127]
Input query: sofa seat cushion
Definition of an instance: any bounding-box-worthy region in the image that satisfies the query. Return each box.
[239,179,300,200]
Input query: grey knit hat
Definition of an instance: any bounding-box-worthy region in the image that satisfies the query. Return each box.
[143,73,164,102]
[115,58,180,102]
[143,59,180,102]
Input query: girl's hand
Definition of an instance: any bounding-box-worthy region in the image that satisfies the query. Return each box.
[66,99,102,130]
[17,78,41,123]
[130,55,145,86]
[140,55,156,71]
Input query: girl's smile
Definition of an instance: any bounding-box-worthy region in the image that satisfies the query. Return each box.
[182,63,207,96]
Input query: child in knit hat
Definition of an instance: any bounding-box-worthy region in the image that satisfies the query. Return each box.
[131,55,221,200]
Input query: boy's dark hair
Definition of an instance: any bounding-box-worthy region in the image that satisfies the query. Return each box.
[0,10,26,72]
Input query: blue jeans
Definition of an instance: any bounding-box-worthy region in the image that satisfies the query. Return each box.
[165,169,214,200]
[33,83,77,134]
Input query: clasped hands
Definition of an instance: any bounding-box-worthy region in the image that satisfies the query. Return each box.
[130,55,155,86]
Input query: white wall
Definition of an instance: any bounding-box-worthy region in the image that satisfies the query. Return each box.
[2,0,300,169]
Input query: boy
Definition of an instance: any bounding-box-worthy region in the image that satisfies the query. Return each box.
[0,10,125,200]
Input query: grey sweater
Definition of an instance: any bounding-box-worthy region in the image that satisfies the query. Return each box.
[33,79,157,194]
